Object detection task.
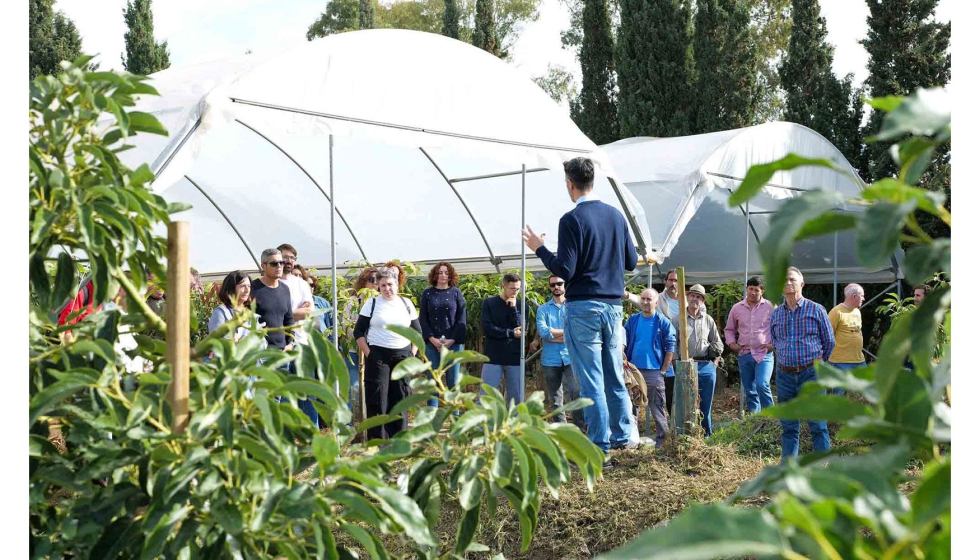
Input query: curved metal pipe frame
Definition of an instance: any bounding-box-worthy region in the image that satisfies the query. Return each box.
[234,118,369,262]
[183,175,261,270]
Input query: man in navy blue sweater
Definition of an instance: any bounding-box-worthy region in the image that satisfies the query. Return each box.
[523,157,639,460]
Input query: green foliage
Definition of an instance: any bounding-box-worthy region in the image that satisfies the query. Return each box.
[691,0,759,133]
[29,0,84,80]
[616,0,694,138]
[605,89,951,560]
[861,0,950,183]
[778,0,863,170]
[875,274,949,361]
[442,0,461,38]
[359,0,376,29]
[121,0,171,75]
[571,0,619,145]
[534,64,579,106]
[746,0,791,123]
[30,61,604,558]
[473,0,502,56]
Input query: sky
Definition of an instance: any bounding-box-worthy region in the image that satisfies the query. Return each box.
[58,0,951,97]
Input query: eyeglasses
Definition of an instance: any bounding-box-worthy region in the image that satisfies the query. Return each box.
[281,255,296,261]
[549,282,565,288]
[264,261,284,267]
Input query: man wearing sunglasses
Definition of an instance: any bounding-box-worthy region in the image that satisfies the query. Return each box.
[536,276,585,431]
[251,248,296,352]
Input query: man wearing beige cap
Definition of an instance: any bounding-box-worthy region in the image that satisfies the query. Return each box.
[672,284,724,436]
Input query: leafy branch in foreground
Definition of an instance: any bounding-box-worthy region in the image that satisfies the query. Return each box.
[30,57,604,559]
[602,88,951,559]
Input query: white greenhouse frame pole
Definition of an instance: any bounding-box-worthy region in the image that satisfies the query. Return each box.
[330,135,339,350]
[520,164,527,390]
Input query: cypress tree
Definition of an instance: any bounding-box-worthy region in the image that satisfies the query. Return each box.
[122,0,170,75]
[442,0,460,39]
[473,0,500,56]
[617,0,694,138]
[572,0,619,145]
[778,0,861,168]
[29,0,84,80]
[861,0,950,180]
[692,0,759,133]
[358,0,375,29]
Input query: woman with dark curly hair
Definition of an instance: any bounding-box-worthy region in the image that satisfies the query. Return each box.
[419,262,467,408]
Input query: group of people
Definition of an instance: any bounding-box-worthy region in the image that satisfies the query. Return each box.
[195,155,933,466]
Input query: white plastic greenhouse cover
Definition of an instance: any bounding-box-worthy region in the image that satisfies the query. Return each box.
[114,29,653,277]
[601,122,904,284]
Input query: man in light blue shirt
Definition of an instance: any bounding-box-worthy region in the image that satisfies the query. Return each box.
[536,275,585,430]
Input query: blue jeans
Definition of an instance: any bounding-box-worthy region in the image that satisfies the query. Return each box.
[480,364,524,406]
[346,351,361,412]
[563,300,632,453]
[696,361,717,437]
[828,361,866,396]
[776,365,831,461]
[425,343,463,408]
[738,352,775,413]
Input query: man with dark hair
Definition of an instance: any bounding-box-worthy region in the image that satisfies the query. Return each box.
[480,273,525,405]
[913,284,932,306]
[657,268,681,321]
[524,157,639,463]
[277,243,315,348]
[536,275,585,431]
[769,267,835,461]
[724,276,775,413]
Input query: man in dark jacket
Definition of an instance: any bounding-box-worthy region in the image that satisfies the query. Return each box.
[480,273,524,406]
[524,157,639,460]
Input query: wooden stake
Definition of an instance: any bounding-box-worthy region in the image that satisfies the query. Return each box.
[677,267,689,361]
[167,221,191,434]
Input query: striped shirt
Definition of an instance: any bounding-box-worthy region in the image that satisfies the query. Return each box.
[769,296,835,368]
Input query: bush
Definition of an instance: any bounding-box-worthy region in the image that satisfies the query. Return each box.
[29,57,605,558]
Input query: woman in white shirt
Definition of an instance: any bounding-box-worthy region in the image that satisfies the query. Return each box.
[208,270,252,343]
[353,267,422,440]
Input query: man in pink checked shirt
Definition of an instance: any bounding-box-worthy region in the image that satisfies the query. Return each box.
[724,276,775,413]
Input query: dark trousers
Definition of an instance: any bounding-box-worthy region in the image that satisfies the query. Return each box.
[542,364,586,431]
[364,344,412,440]
[665,375,675,417]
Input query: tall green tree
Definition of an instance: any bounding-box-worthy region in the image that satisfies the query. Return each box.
[442,0,460,38]
[692,0,759,133]
[473,0,502,56]
[861,0,950,184]
[121,0,170,75]
[571,0,619,144]
[617,0,694,138]
[746,0,791,123]
[29,0,84,80]
[778,0,862,168]
[534,64,579,105]
[358,0,376,29]
[307,0,361,39]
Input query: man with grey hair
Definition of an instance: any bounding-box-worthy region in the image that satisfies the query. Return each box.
[827,283,867,395]
[623,288,676,447]
[251,248,319,427]
[769,267,835,461]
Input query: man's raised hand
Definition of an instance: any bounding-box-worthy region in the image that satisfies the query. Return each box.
[522,225,546,251]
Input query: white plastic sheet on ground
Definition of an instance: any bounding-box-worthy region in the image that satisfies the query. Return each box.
[115,29,653,277]
[602,122,904,284]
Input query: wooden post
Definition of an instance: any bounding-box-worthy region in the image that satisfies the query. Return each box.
[671,267,700,435]
[167,221,191,434]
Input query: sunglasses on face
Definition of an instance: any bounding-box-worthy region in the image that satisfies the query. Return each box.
[265,261,284,267]
[549,282,565,288]
[367,276,377,283]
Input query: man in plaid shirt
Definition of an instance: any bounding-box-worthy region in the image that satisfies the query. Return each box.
[770,267,836,461]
